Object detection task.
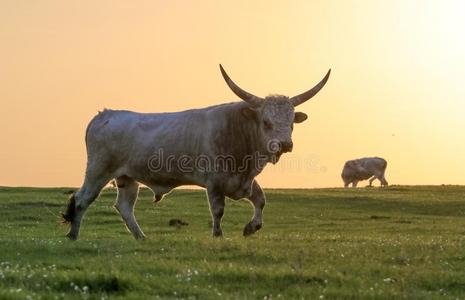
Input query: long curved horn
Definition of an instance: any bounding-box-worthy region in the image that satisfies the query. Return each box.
[290,69,331,107]
[219,64,263,107]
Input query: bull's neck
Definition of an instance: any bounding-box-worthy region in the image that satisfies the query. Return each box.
[217,103,270,174]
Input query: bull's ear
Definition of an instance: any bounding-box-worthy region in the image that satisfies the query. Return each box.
[241,107,257,120]
[294,112,308,123]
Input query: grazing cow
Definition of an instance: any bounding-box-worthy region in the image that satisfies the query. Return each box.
[341,157,388,188]
[62,65,331,240]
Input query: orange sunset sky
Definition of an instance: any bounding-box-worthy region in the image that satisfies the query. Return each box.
[1,0,464,188]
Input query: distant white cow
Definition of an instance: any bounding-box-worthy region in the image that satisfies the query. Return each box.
[341,157,388,188]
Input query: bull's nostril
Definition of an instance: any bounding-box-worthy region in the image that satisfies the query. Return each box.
[280,141,293,152]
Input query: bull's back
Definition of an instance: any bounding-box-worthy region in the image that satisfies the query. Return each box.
[359,157,387,174]
[86,109,206,149]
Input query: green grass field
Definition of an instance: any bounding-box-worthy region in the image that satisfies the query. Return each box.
[1,186,465,299]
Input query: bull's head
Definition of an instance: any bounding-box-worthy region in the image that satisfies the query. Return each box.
[220,64,330,161]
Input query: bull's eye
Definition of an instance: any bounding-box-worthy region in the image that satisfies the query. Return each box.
[263,120,273,130]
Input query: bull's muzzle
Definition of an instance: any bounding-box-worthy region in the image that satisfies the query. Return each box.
[280,141,293,153]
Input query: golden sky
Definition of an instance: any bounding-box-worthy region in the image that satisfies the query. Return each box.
[1,0,464,188]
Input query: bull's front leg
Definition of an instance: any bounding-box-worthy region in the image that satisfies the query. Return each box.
[243,181,266,237]
[206,187,225,237]
[368,176,376,186]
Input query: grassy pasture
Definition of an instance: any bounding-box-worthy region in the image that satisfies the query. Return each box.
[1,186,465,299]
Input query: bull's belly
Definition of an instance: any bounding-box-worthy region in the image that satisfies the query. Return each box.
[128,169,255,200]
[356,173,373,181]
[121,156,259,200]
[133,171,205,191]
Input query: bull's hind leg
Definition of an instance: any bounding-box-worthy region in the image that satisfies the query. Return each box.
[243,181,266,236]
[372,172,388,187]
[63,173,112,240]
[114,176,145,239]
[206,187,225,237]
[379,174,388,187]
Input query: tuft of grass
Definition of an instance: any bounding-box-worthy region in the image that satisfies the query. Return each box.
[0,185,465,299]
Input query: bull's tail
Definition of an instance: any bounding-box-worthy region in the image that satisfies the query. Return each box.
[61,192,77,224]
[382,158,388,171]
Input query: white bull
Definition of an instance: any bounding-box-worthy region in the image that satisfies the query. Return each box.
[62,65,331,240]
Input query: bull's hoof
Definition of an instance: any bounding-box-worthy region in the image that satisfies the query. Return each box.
[66,232,78,241]
[243,222,262,237]
[134,234,146,240]
[212,229,223,237]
